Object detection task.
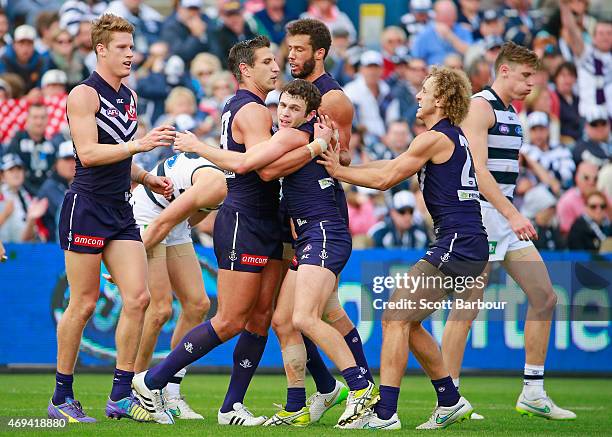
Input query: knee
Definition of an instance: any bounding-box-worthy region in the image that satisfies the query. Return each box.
[212,315,246,338]
[183,296,210,320]
[248,307,273,332]
[291,311,316,335]
[123,289,150,315]
[271,310,293,338]
[381,318,408,332]
[531,285,558,314]
[68,299,98,322]
[150,301,173,327]
[542,289,558,313]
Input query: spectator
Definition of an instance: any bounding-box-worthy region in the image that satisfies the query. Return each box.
[5,103,57,193]
[264,89,280,126]
[253,0,295,46]
[380,26,406,79]
[568,190,611,251]
[557,161,604,233]
[369,190,429,249]
[74,19,96,74]
[347,125,370,165]
[159,86,212,140]
[400,0,433,45]
[552,0,597,62]
[199,70,237,134]
[0,153,48,243]
[301,0,357,44]
[160,0,214,66]
[344,50,400,140]
[346,187,378,241]
[45,28,87,89]
[522,111,575,189]
[464,9,505,69]
[457,0,481,39]
[367,120,412,161]
[388,51,419,125]
[503,0,541,47]
[521,184,565,251]
[59,0,108,37]
[520,84,561,145]
[40,69,69,139]
[34,11,60,56]
[443,53,464,70]
[0,25,47,92]
[553,61,581,144]
[573,106,611,168]
[467,57,492,93]
[326,27,352,86]
[5,0,61,27]
[37,141,75,242]
[212,0,258,68]
[105,0,163,62]
[0,8,10,52]
[411,0,473,66]
[598,163,612,197]
[189,52,222,101]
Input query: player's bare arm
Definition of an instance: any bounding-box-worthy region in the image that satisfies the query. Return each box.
[67,85,176,167]
[141,168,226,249]
[319,90,353,166]
[463,98,537,240]
[320,131,449,191]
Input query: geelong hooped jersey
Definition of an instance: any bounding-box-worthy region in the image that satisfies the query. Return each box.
[418,118,486,237]
[282,120,341,223]
[471,86,523,204]
[144,152,221,210]
[220,89,280,217]
[70,71,138,201]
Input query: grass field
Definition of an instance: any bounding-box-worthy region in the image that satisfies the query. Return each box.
[1,374,609,436]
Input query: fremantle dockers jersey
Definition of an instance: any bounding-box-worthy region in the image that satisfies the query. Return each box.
[70,71,137,201]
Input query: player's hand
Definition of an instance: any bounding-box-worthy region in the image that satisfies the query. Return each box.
[146,175,174,199]
[174,130,202,154]
[26,198,48,221]
[509,211,538,241]
[317,142,341,177]
[315,114,334,145]
[139,125,176,152]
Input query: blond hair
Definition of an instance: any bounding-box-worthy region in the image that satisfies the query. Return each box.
[165,86,196,114]
[495,41,540,72]
[206,71,237,97]
[426,66,472,126]
[190,53,222,77]
[91,14,134,56]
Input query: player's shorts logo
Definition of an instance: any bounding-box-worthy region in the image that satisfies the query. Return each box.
[229,250,238,262]
[440,252,450,263]
[73,234,105,248]
[303,244,312,252]
[301,253,310,260]
[319,249,328,260]
[124,104,137,121]
[488,241,497,254]
[241,254,269,266]
[499,124,510,134]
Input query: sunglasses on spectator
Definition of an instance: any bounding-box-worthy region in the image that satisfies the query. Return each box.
[589,120,608,127]
[55,38,72,45]
[588,202,606,210]
[396,207,414,215]
[581,174,598,182]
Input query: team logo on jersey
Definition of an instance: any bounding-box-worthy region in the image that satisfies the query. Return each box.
[73,234,105,248]
[499,124,510,134]
[105,108,119,117]
[241,254,268,266]
[229,250,238,262]
[319,249,328,260]
[166,154,178,168]
[515,126,523,135]
[488,241,497,254]
[124,104,137,121]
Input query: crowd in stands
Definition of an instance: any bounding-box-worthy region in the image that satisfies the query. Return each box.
[0,0,610,253]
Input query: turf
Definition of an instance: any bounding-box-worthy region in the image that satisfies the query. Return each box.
[0,374,609,436]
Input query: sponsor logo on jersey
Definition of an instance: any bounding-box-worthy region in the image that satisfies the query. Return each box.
[241,254,269,266]
[318,177,334,190]
[124,104,137,121]
[499,124,510,134]
[223,169,236,179]
[457,190,480,201]
[73,234,105,248]
[515,125,523,136]
[296,218,308,227]
[105,108,119,117]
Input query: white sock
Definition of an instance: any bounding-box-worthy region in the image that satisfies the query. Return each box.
[452,378,460,390]
[522,364,545,399]
[166,368,187,399]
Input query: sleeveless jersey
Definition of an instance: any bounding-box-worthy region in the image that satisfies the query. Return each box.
[220,89,279,217]
[282,120,341,221]
[143,152,221,210]
[70,71,137,201]
[418,118,486,236]
[471,86,523,204]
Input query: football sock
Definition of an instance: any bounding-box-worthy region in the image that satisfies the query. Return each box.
[285,387,307,412]
[303,335,336,394]
[523,364,545,399]
[343,328,373,383]
[374,385,400,420]
[341,366,368,391]
[146,320,221,390]
[110,368,134,402]
[220,330,267,413]
[166,368,187,399]
[453,378,460,389]
[52,372,74,405]
[432,376,460,407]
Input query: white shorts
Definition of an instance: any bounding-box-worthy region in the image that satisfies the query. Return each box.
[131,185,192,247]
[481,202,533,262]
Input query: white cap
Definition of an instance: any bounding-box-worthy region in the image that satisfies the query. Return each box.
[41,69,67,87]
[360,50,383,67]
[527,111,549,129]
[411,0,432,12]
[265,89,281,106]
[57,141,75,159]
[180,0,203,8]
[521,184,557,219]
[584,106,609,124]
[392,190,416,211]
[14,24,36,42]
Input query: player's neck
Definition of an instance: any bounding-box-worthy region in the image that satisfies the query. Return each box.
[490,82,513,108]
[423,113,445,130]
[240,82,268,102]
[306,63,326,83]
[95,66,123,91]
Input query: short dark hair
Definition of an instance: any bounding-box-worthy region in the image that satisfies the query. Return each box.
[553,61,577,82]
[286,18,332,59]
[28,102,47,113]
[280,79,321,114]
[227,35,271,83]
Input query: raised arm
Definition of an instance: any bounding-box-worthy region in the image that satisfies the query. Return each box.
[319,131,444,191]
[462,98,537,240]
[67,85,175,167]
[319,90,354,166]
[560,0,584,58]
